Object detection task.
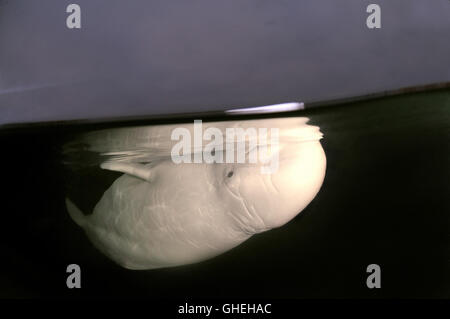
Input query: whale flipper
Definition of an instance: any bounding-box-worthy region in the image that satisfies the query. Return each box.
[65,197,87,228]
[100,162,153,182]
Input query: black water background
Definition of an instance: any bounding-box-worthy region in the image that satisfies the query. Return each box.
[0,88,449,298]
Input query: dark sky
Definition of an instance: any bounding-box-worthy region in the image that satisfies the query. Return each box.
[0,0,449,124]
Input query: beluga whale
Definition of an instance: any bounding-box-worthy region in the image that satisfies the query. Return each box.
[65,117,326,270]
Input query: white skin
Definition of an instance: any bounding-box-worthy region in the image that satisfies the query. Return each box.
[66,118,326,270]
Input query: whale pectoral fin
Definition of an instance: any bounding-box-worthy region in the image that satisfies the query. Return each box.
[100,162,153,182]
[65,197,87,228]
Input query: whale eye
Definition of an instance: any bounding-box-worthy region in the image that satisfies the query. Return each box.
[227,171,234,178]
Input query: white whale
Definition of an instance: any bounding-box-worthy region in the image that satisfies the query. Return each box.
[65,117,326,270]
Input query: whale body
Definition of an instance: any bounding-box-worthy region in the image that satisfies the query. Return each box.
[65,117,326,270]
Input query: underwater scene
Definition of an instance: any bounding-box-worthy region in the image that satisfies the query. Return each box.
[0,86,449,299]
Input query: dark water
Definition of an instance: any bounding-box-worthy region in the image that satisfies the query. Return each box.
[0,88,449,298]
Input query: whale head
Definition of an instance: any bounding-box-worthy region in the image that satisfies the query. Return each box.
[217,118,327,233]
